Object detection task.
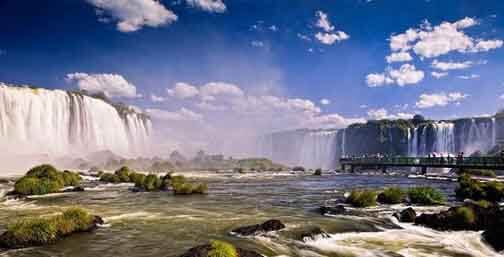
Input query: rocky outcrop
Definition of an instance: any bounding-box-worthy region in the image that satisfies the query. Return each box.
[231,219,285,236]
[483,219,504,252]
[178,243,262,257]
[393,207,416,223]
[296,226,330,241]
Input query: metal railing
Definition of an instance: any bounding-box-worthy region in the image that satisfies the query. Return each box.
[340,156,504,168]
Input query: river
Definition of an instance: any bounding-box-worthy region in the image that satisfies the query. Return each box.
[0,172,500,257]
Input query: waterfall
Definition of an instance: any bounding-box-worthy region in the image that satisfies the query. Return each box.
[299,130,338,169]
[492,117,496,147]
[432,122,455,154]
[408,127,418,157]
[461,118,494,154]
[341,128,346,157]
[0,84,151,159]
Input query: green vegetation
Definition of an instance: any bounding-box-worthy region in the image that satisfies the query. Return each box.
[14,165,81,195]
[346,190,377,207]
[114,166,131,182]
[99,173,121,183]
[458,169,496,178]
[408,187,445,205]
[454,207,476,225]
[170,175,208,195]
[377,187,406,204]
[455,174,504,202]
[236,158,286,172]
[0,207,95,248]
[208,240,238,257]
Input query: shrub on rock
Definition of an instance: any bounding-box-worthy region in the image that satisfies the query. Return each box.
[208,240,238,257]
[14,165,81,196]
[314,169,322,176]
[346,190,377,207]
[99,173,121,183]
[114,166,132,182]
[377,187,406,204]
[408,187,445,205]
[170,175,208,195]
[455,174,504,202]
[0,207,102,249]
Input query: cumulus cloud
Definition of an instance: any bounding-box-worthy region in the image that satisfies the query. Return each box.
[389,17,502,58]
[431,71,448,79]
[150,94,165,102]
[65,72,139,98]
[367,108,414,120]
[457,74,480,80]
[415,92,468,108]
[431,60,473,70]
[320,98,331,105]
[367,64,424,87]
[146,107,203,121]
[167,82,200,99]
[185,0,226,13]
[386,52,413,63]
[251,40,265,47]
[313,11,349,45]
[87,0,177,32]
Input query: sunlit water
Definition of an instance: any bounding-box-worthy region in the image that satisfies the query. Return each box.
[0,173,501,257]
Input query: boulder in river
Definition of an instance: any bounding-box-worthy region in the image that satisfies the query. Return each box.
[297,226,330,241]
[482,218,504,252]
[393,207,416,223]
[178,240,262,257]
[231,219,285,236]
[415,201,501,231]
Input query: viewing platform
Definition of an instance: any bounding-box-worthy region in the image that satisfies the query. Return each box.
[339,156,504,173]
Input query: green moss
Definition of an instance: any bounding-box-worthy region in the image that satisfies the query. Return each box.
[455,174,504,202]
[114,166,131,182]
[3,207,94,248]
[454,207,476,225]
[14,165,81,195]
[346,190,377,207]
[170,175,208,195]
[143,174,163,191]
[208,240,238,257]
[377,187,406,204]
[460,169,496,178]
[408,187,445,205]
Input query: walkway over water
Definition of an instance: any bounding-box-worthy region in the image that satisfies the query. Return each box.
[339,156,504,172]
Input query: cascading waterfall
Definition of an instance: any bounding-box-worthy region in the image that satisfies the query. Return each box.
[433,122,455,154]
[0,84,151,159]
[408,127,418,157]
[299,130,338,169]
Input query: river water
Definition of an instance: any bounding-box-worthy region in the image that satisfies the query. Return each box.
[0,172,501,257]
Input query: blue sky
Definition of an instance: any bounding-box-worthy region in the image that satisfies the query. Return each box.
[1,0,504,134]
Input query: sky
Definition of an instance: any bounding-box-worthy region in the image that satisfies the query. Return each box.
[1,0,504,154]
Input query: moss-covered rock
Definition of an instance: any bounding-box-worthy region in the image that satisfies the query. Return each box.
[179,241,262,257]
[455,174,504,202]
[13,165,81,196]
[231,219,286,236]
[170,175,208,195]
[407,187,445,205]
[377,187,406,204]
[346,190,377,207]
[0,207,102,249]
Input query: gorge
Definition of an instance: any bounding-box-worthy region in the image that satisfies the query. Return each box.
[259,115,503,169]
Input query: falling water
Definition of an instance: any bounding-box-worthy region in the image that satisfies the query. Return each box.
[299,130,338,169]
[0,84,151,160]
[433,122,455,155]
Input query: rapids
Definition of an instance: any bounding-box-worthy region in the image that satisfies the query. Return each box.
[0,172,500,257]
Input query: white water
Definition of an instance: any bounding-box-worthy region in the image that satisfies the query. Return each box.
[299,131,339,170]
[0,84,151,171]
[433,122,455,155]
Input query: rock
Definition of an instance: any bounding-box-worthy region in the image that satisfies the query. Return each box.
[63,186,85,193]
[231,219,285,236]
[483,219,504,252]
[178,243,262,257]
[415,203,501,231]
[297,226,330,241]
[319,205,373,217]
[393,207,416,223]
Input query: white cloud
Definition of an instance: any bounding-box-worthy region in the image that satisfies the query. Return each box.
[431,60,473,70]
[386,52,413,63]
[146,107,203,121]
[65,72,139,98]
[269,25,278,31]
[366,73,393,87]
[199,82,244,101]
[415,92,468,108]
[185,0,226,13]
[457,74,480,80]
[87,0,177,32]
[315,31,349,45]
[297,33,311,41]
[367,108,414,120]
[167,82,200,99]
[315,11,334,32]
[431,71,448,79]
[320,98,331,105]
[251,40,264,47]
[389,17,502,58]
[313,11,349,45]
[150,94,165,102]
[367,64,424,87]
